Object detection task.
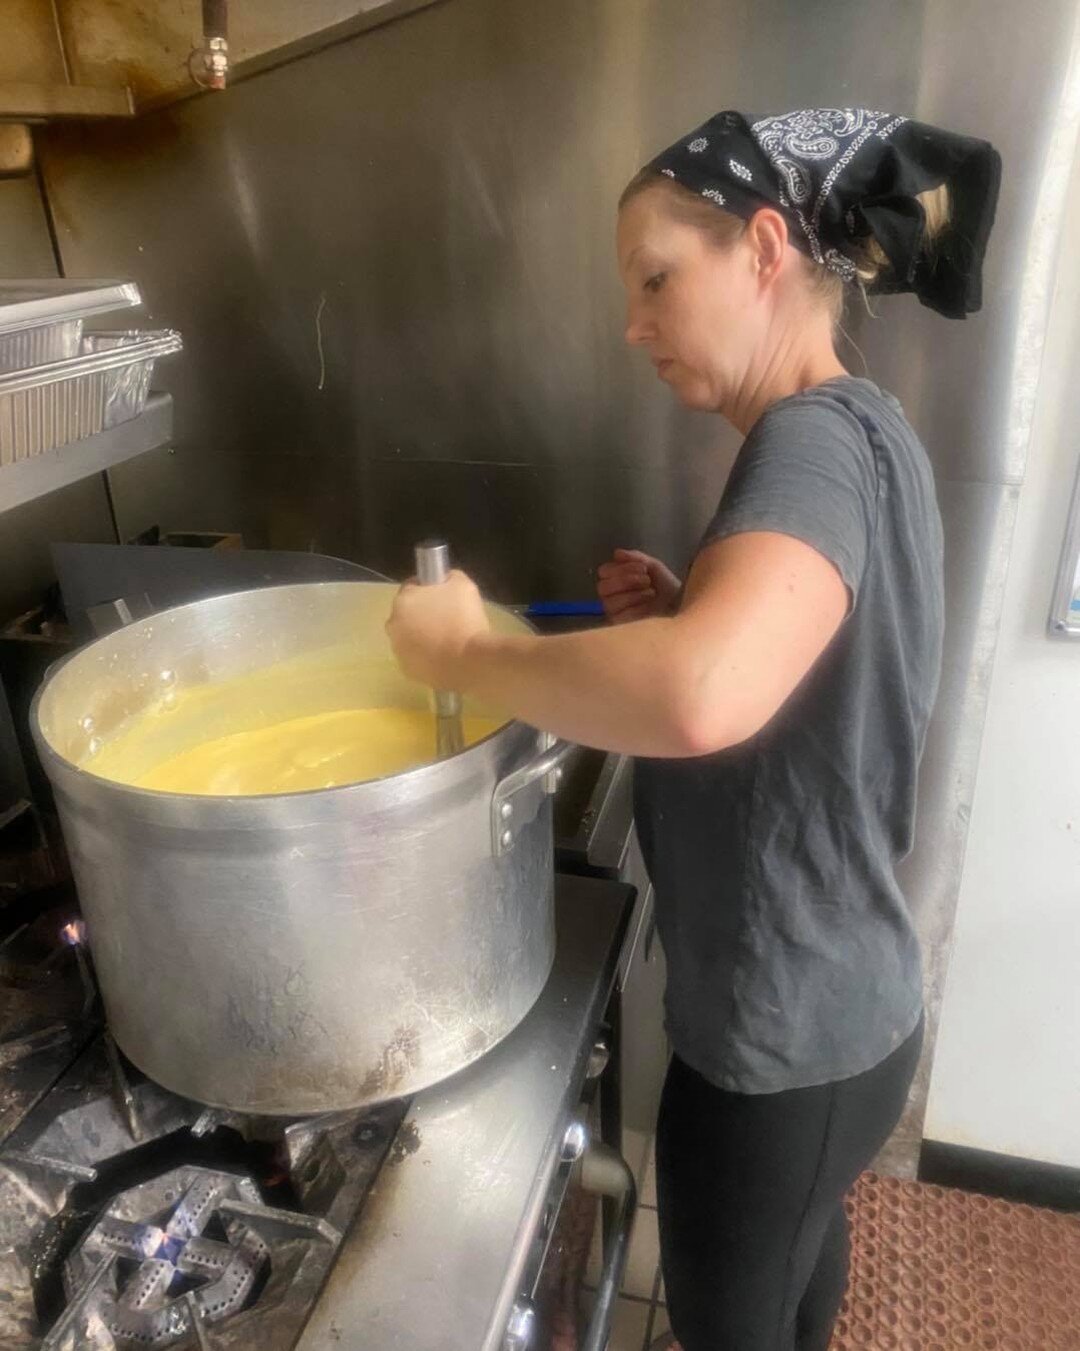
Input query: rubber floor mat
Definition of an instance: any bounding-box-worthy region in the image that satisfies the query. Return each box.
[830,1171,1080,1350]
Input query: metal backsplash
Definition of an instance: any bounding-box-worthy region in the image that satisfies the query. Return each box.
[30,0,1080,1169]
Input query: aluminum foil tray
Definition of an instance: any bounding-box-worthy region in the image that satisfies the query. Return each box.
[0,330,182,465]
[0,280,141,375]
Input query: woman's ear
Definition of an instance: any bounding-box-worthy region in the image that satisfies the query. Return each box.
[745,208,790,285]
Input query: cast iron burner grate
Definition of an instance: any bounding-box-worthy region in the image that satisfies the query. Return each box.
[42,1164,337,1350]
[2,1031,408,1350]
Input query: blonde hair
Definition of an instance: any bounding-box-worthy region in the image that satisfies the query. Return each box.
[619,171,951,325]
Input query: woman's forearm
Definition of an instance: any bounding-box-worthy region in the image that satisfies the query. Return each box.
[455,619,712,756]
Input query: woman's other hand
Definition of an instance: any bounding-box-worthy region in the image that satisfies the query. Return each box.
[597,548,682,624]
[387,569,491,688]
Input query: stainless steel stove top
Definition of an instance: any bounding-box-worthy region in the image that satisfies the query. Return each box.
[0,877,633,1351]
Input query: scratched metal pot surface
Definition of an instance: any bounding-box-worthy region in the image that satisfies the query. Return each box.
[31,581,560,1114]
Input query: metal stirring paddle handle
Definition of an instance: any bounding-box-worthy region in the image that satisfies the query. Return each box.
[414,540,465,757]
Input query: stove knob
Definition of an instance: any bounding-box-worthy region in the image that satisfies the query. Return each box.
[561,1119,588,1163]
[586,1037,610,1079]
[504,1298,536,1350]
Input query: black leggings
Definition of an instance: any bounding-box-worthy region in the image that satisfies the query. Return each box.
[655,1017,923,1351]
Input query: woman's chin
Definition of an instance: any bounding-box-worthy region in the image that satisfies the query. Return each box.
[672,381,719,412]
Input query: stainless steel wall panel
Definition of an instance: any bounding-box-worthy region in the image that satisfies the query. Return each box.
[913,0,1080,487]
[0,477,116,617]
[0,176,59,276]
[879,477,1021,1175]
[0,0,69,85]
[106,439,363,555]
[837,7,1080,490]
[360,458,546,597]
[356,450,734,600]
[40,0,1080,520]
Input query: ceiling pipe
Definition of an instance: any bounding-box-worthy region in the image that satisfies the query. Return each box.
[200,0,229,90]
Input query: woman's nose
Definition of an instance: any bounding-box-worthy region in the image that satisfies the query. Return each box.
[624,310,654,346]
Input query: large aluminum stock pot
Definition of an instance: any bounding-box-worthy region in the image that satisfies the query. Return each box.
[32,581,568,1114]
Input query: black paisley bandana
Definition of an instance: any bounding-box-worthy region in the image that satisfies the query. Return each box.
[645,108,1001,319]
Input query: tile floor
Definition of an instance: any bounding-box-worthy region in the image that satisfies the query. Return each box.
[588,1146,1080,1351]
[584,1128,669,1351]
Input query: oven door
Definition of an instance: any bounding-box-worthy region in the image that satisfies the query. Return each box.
[501,1110,637,1351]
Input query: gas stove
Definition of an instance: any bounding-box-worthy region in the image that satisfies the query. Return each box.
[0,890,408,1350]
[0,876,635,1351]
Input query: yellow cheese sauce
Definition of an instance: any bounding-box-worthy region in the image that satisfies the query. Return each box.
[88,703,503,796]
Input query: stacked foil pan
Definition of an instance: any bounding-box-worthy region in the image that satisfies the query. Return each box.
[0,281,182,465]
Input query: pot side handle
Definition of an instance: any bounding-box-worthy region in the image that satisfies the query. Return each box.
[491,736,575,857]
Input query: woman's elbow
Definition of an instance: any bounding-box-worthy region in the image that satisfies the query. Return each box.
[666,695,761,758]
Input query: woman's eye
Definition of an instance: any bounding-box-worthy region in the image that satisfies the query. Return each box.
[644,272,666,294]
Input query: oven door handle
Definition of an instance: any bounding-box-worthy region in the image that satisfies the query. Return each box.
[579,1142,638,1351]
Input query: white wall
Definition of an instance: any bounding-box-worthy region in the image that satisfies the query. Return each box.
[924,152,1080,1169]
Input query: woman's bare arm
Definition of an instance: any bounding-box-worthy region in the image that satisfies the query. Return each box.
[387,531,848,757]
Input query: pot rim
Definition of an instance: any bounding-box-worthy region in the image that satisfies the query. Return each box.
[30,579,539,808]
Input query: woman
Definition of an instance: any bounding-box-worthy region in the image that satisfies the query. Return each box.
[389,107,1000,1350]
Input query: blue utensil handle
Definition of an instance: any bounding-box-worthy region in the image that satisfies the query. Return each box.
[525,600,605,617]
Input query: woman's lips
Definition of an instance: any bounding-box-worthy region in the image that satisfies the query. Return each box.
[653,358,673,376]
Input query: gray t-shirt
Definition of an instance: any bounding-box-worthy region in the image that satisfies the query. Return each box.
[634,376,943,1093]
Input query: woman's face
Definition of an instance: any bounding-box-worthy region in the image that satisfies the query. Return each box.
[616,186,767,413]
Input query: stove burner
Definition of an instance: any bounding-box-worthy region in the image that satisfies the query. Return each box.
[42,1165,337,1350]
[149,1233,184,1265]
[58,921,86,948]
[1,1037,405,1351]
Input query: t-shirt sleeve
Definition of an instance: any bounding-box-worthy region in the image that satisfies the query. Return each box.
[703,397,878,603]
